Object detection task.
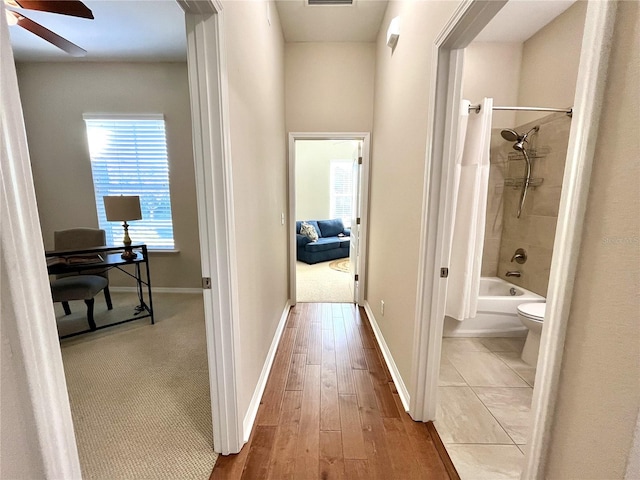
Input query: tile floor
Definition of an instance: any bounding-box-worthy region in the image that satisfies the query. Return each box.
[435,337,537,480]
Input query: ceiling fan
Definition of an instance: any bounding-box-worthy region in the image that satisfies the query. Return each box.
[4,0,93,57]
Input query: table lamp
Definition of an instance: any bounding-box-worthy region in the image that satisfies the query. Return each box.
[103,195,142,260]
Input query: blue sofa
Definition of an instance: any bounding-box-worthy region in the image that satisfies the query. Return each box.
[296,219,350,264]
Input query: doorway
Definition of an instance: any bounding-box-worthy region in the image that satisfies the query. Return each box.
[288,133,371,306]
[412,1,616,479]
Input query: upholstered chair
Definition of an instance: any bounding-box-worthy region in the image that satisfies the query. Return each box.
[50,228,112,330]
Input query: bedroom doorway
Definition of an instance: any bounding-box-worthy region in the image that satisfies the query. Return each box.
[288,133,370,306]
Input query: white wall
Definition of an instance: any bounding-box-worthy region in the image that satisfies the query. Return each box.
[546,2,640,476]
[295,140,357,221]
[367,1,460,394]
[16,62,202,289]
[285,42,375,132]
[223,0,288,421]
[462,42,522,128]
[516,1,587,125]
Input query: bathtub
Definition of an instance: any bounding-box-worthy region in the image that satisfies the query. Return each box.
[443,277,545,337]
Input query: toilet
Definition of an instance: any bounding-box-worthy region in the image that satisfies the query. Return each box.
[517,302,546,366]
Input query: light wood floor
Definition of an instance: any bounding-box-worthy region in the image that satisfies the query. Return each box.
[211,303,455,479]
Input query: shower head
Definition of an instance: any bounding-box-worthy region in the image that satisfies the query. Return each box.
[501,129,519,142]
[501,126,540,151]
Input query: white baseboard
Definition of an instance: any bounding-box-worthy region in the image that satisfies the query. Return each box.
[242,300,292,442]
[363,301,410,412]
[109,287,202,294]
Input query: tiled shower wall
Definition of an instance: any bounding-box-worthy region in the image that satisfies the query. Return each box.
[482,113,571,296]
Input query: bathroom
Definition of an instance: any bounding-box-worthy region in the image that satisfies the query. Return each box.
[434,1,586,478]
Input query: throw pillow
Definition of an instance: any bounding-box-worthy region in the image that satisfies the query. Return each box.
[300,221,318,241]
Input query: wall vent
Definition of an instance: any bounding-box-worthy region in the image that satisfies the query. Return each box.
[307,0,353,5]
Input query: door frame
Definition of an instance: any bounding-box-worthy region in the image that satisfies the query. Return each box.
[180,0,244,455]
[411,1,617,479]
[288,132,371,306]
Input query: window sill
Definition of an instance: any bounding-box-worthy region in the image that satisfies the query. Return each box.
[148,249,180,254]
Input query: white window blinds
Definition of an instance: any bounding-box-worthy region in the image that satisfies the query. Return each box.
[330,160,353,228]
[84,115,175,249]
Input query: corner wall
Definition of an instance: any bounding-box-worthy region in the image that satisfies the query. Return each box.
[223,0,288,421]
[545,2,640,476]
[367,1,460,395]
[16,62,201,289]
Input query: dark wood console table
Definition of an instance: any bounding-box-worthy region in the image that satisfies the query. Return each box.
[46,244,154,339]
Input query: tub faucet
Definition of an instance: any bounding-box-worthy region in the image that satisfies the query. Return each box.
[506,271,521,277]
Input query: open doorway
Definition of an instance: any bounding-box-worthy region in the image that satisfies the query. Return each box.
[288,133,370,306]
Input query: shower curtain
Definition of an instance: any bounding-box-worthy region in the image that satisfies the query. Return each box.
[445,98,493,320]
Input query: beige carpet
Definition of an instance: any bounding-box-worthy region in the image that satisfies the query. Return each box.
[296,260,354,303]
[58,292,216,480]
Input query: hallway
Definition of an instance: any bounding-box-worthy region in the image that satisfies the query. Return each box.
[211,303,454,479]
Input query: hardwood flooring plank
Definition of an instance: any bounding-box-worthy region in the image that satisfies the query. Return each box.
[363,348,400,418]
[322,304,334,330]
[293,364,321,478]
[383,417,425,479]
[338,394,367,460]
[333,317,355,394]
[319,431,346,480]
[321,329,340,431]
[343,460,371,480]
[344,324,367,371]
[286,305,300,329]
[259,327,297,425]
[331,303,344,319]
[307,323,322,365]
[285,353,307,391]
[267,390,302,480]
[240,425,277,480]
[392,393,450,479]
[353,369,378,410]
[294,304,312,355]
[359,405,395,480]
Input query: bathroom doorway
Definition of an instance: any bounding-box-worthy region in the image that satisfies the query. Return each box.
[411,1,616,478]
[288,133,371,306]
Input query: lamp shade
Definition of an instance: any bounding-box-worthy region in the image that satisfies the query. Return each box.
[103,195,142,222]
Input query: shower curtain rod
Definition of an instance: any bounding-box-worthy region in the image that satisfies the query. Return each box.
[468,104,573,117]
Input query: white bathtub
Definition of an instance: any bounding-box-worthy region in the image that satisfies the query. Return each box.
[444,277,545,337]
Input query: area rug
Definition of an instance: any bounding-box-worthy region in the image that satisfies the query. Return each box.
[329,258,350,273]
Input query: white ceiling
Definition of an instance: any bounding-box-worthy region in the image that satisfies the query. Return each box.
[476,0,576,42]
[275,0,388,43]
[8,0,187,62]
[6,0,578,62]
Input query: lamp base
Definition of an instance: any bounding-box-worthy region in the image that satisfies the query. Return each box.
[121,247,137,261]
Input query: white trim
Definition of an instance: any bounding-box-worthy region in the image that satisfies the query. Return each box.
[82,113,165,121]
[524,2,617,478]
[287,132,371,306]
[242,301,292,441]
[0,3,81,476]
[412,1,618,479]
[109,287,202,294]
[363,302,410,411]
[184,4,244,455]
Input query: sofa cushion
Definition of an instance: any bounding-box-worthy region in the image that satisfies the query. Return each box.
[339,238,350,248]
[300,221,319,241]
[317,218,345,238]
[297,234,312,248]
[305,237,341,253]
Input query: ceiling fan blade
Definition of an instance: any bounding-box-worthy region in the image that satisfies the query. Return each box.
[17,14,87,56]
[12,0,93,19]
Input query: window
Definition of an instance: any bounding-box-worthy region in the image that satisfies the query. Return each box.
[84,114,175,250]
[330,160,353,228]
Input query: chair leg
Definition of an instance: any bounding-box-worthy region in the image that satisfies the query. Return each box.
[104,286,113,310]
[62,301,71,315]
[84,298,97,330]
